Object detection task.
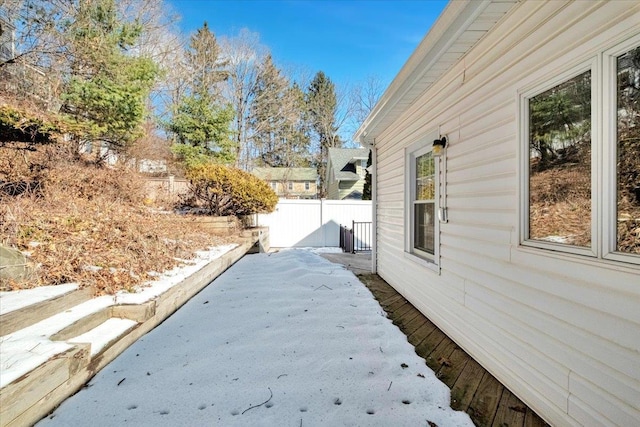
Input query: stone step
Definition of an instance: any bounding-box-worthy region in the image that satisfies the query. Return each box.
[0,284,93,336]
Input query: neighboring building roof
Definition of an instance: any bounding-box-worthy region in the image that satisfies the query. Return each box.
[252,167,317,182]
[327,148,370,182]
[354,1,518,145]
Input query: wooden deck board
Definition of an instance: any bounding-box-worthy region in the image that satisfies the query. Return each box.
[392,307,423,329]
[468,372,504,426]
[406,320,438,346]
[436,347,470,386]
[451,358,485,412]
[392,301,417,319]
[492,389,527,427]
[356,273,550,427]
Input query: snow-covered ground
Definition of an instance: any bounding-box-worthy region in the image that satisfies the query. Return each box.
[0,244,237,388]
[36,249,473,427]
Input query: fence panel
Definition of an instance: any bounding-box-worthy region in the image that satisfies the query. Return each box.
[258,199,372,248]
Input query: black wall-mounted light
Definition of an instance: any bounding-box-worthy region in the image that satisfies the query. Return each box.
[432,136,447,157]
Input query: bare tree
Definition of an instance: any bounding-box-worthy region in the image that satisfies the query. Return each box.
[219,28,266,170]
[346,74,385,139]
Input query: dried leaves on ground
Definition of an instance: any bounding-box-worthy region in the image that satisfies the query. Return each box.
[1,143,236,295]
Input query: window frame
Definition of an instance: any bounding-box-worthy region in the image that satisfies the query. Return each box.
[518,34,640,266]
[602,34,640,265]
[405,132,441,271]
[519,60,598,258]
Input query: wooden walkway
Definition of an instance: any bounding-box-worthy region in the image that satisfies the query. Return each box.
[357,274,549,427]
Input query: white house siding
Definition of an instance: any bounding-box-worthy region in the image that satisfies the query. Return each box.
[338,180,365,200]
[374,2,640,426]
[327,179,340,200]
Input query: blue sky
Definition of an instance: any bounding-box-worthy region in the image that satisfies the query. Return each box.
[169,0,448,89]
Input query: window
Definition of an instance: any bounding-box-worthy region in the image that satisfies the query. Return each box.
[527,70,592,248]
[521,36,640,264]
[613,44,640,257]
[406,133,440,266]
[288,181,293,191]
[270,181,277,190]
[305,181,310,191]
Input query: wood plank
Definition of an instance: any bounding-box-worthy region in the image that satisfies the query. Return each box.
[398,313,429,337]
[468,372,504,427]
[406,320,438,346]
[524,408,549,427]
[451,358,486,412]
[414,327,447,362]
[425,335,457,372]
[436,347,470,387]
[392,307,423,330]
[392,301,417,319]
[1,288,93,335]
[378,293,405,308]
[385,298,409,314]
[492,389,526,427]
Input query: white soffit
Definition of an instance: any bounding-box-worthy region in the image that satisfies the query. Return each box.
[356,0,519,144]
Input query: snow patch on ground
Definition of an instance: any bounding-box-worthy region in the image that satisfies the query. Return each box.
[37,249,473,427]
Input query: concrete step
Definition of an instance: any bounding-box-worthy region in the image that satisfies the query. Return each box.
[0,284,93,336]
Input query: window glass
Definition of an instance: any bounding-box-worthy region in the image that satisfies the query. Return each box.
[288,182,293,190]
[616,45,640,255]
[528,70,592,247]
[305,181,310,190]
[414,152,435,255]
[414,203,435,255]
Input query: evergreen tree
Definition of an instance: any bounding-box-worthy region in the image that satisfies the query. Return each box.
[307,71,341,196]
[362,149,372,200]
[61,0,158,157]
[166,22,236,165]
[166,95,235,164]
[186,21,228,98]
[250,55,310,168]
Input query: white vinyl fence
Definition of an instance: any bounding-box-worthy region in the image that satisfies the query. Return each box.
[257,199,372,248]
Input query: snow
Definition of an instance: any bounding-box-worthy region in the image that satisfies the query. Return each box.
[0,244,237,388]
[0,283,79,315]
[36,250,473,427]
[68,318,138,356]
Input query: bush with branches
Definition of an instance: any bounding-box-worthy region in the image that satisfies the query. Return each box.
[185,163,278,216]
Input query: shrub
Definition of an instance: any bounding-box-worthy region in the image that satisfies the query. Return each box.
[185,163,278,216]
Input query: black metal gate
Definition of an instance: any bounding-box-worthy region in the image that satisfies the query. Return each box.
[340,221,372,253]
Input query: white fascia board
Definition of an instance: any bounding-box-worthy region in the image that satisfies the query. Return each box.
[354,0,494,145]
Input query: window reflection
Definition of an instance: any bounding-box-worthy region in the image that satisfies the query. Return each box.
[528,70,592,247]
[616,46,640,254]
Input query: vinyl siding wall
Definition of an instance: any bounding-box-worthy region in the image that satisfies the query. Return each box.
[374,2,640,426]
[338,180,365,200]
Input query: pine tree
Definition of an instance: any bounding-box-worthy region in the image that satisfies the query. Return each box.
[250,55,310,168]
[307,71,341,196]
[166,22,236,165]
[61,0,158,158]
[362,149,372,200]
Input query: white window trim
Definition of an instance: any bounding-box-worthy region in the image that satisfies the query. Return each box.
[405,131,441,272]
[602,34,640,265]
[518,33,640,266]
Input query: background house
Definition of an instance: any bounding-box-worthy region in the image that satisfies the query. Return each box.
[325,147,370,200]
[356,1,639,426]
[252,167,318,199]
